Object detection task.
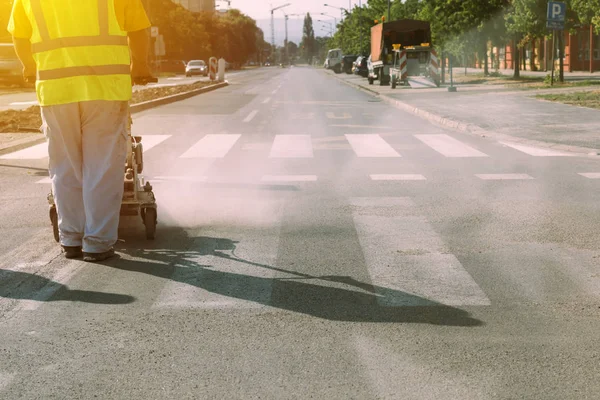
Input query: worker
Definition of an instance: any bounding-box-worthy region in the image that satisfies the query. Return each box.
[8,0,152,262]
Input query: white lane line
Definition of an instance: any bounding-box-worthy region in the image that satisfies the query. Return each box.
[262,97,271,104]
[1,134,170,160]
[180,134,241,158]
[330,125,391,129]
[9,100,38,106]
[0,143,47,160]
[36,177,52,184]
[136,135,171,152]
[499,141,574,157]
[0,373,16,392]
[415,134,488,158]
[370,174,426,181]
[271,88,278,95]
[350,197,490,306]
[345,134,401,158]
[243,110,259,123]
[476,174,534,180]
[262,175,318,182]
[152,202,285,309]
[269,135,313,158]
[15,263,85,311]
[152,176,208,183]
[326,112,352,120]
[579,173,600,179]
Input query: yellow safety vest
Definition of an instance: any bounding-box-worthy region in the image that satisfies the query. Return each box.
[24,0,132,106]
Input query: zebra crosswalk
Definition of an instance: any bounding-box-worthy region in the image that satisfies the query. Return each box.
[0,132,586,162]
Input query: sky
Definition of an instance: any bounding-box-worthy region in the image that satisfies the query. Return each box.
[221,0,363,20]
[221,0,366,44]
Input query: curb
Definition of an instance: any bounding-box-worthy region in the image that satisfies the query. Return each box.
[327,70,600,156]
[0,81,229,156]
[130,81,228,114]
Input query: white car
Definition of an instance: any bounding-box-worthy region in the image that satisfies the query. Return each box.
[325,48,343,73]
[185,60,208,77]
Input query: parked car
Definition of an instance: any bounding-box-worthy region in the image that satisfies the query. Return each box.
[353,56,369,77]
[341,55,358,74]
[185,60,208,77]
[325,48,343,73]
[0,43,27,87]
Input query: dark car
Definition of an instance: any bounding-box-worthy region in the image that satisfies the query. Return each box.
[0,43,27,87]
[341,55,358,74]
[353,56,368,77]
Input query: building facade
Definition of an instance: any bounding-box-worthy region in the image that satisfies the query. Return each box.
[171,0,215,12]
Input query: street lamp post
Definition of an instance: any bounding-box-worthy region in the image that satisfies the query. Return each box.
[319,13,337,32]
[270,3,291,62]
[323,4,347,21]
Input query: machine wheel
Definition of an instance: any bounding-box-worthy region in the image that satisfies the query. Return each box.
[368,77,374,85]
[143,207,157,240]
[391,79,397,89]
[49,205,59,243]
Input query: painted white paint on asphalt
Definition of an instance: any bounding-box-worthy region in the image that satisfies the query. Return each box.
[243,110,259,123]
[0,373,15,392]
[499,141,574,157]
[9,100,38,106]
[261,175,318,182]
[262,97,271,104]
[36,177,52,184]
[579,173,600,179]
[0,143,47,160]
[330,124,391,129]
[152,176,208,183]
[354,336,491,399]
[476,174,534,180]
[269,135,313,158]
[271,88,278,95]
[180,134,241,158]
[415,134,488,158]
[370,174,426,181]
[0,134,169,160]
[326,112,352,120]
[152,202,285,310]
[136,135,171,152]
[350,197,491,306]
[345,134,401,158]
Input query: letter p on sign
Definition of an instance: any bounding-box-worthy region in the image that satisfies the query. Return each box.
[548,1,566,22]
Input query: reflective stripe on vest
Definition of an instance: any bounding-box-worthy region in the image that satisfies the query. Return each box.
[28,0,131,105]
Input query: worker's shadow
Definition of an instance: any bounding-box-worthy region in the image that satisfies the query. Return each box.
[110,230,484,327]
[0,270,135,305]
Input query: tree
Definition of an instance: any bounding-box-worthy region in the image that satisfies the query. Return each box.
[302,13,316,64]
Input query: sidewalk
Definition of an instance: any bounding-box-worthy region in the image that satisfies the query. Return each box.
[332,71,600,153]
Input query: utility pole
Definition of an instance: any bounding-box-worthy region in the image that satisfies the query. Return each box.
[270,3,291,55]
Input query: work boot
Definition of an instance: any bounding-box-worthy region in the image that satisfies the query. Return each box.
[83,249,116,263]
[62,246,83,259]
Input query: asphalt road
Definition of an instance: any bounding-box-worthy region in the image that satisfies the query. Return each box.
[1,66,600,399]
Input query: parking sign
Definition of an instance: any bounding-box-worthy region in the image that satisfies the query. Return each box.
[547,1,566,29]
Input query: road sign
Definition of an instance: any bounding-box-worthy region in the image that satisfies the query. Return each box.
[154,35,165,57]
[546,1,566,30]
[151,26,159,38]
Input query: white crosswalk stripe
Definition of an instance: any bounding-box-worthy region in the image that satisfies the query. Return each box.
[499,141,574,157]
[0,135,170,160]
[262,175,318,182]
[370,174,426,181]
[415,134,488,158]
[579,173,600,179]
[152,200,285,310]
[180,134,241,158]
[269,135,313,158]
[476,174,534,180]
[345,134,401,158]
[350,197,490,306]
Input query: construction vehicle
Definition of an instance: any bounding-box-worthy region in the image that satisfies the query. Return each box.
[368,19,440,87]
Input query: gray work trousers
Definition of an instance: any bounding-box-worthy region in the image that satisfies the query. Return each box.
[41,101,128,253]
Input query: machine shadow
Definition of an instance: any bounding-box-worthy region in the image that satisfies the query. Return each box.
[111,228,484,327]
